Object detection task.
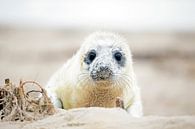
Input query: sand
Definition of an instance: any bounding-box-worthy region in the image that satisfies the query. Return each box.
[0,107,195,129]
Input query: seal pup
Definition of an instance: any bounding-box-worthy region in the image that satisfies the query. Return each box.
[46,32,143,117]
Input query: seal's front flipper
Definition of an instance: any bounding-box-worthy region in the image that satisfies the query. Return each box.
[47,89,63,108]
[115,97,124,109]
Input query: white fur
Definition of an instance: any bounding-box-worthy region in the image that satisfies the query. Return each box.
[46,32,143,117]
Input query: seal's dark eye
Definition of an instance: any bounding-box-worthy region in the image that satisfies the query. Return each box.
[89,52,96,61]
[114,52,122,62]
[84,50,96,65]
[88,51,96,62]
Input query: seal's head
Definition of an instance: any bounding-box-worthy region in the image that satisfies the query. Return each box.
[78,32,133,86]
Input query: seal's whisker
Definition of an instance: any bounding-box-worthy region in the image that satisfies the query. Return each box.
[78,76,87,82]
[114,75,131,90]
[121,78,131,89]
[113,81,118,88]
[78,72,90,80]
[78,74,88,80]
[77,76,90,86]
[112,74,125,87]
[121,76,133,89]
[114,76,125,89]
[119,73,134,79]
[120,74,133,83]
[113,73,132,84]
[119,78,128,89]
[78,73,89,77]
[122,76,132,85]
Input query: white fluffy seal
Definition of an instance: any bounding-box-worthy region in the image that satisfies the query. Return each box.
[46,32,143,117]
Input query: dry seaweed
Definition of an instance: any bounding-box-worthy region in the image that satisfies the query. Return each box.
[0,79,55,121]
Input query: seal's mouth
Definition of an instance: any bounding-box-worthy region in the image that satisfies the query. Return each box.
[90,66,113,82]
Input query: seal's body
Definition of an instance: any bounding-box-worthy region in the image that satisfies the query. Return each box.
[46,32,143,117]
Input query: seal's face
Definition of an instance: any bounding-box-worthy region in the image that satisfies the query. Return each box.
[80,32,132,85]
[84,46,126,82]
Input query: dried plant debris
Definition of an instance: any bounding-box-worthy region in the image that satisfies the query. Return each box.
[0,79,55,121]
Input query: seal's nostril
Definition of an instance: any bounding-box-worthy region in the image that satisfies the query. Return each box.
[99,66,104,71]
[99,66,109,72]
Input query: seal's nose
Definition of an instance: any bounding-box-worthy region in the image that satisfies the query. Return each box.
[99,65,109,72]
[91,65,113,81]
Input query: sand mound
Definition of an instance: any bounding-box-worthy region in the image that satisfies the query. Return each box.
[0,107,195,129]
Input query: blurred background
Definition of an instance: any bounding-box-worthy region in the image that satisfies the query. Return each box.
[0,0,195,116]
